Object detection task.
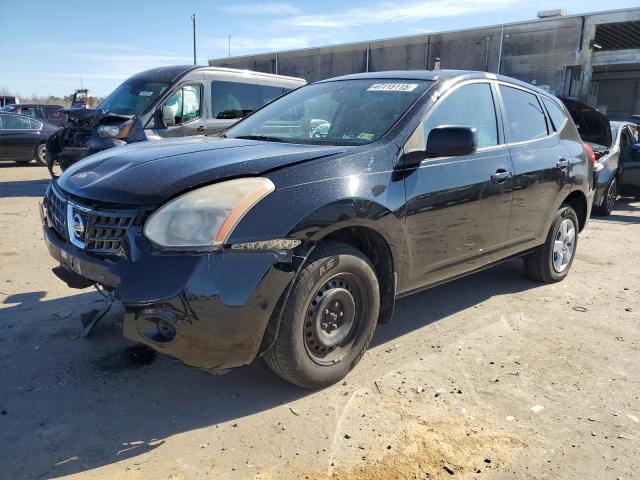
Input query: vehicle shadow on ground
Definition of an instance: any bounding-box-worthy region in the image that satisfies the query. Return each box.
[0,178,49,198]
[591,198,640,224]
[0,260,538,479]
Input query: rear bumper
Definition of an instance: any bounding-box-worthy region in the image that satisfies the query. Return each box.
[43,222,298,371]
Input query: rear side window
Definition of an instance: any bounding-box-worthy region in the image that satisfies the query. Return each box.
[500,85,548,143]
[423,83,498,149]
[212,81,259,119]
[542,98,567,131]
[258,85,289,105]
[2,115,32,129]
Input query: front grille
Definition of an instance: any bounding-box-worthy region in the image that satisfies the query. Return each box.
[47,186,67,238]
[85,212,135,253]
[45,184,136,255]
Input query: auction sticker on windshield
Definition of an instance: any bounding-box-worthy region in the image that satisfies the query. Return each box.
[367,83,419,92]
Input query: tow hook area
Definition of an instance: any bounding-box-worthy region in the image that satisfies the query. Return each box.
[80,287,116,338]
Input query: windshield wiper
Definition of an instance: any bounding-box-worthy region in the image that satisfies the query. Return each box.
[234,135,286,143]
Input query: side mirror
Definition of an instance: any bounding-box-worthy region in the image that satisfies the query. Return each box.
[155,106,176,129]
[426,126,478,158]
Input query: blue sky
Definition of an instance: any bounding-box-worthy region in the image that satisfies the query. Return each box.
[2,0,638,97]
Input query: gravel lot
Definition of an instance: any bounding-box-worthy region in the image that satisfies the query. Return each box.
[1,164,639,480]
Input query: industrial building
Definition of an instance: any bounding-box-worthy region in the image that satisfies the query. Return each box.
[210,8,640,115]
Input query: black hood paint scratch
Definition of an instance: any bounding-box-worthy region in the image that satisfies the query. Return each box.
[57,136,348,205]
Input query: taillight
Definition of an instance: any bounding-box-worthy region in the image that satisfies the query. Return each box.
[583,143,596,167]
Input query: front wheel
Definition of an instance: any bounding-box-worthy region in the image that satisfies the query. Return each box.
[264,242,380,389]
[593,178,617,216]
[523,205,579,283]
[34,144,47,166]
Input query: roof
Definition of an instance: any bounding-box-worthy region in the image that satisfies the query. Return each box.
[319,69,555,96]
[128,65,304,84]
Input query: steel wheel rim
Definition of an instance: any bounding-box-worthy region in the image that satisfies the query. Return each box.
[303,272,366,366]
[552,218,576,272]
[606,179,617,212]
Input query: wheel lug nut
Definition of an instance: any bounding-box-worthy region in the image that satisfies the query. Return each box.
[321,322,328,329]
[324,309,329,315]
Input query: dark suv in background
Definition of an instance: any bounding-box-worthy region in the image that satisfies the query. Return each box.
[0,104,66,127]
[42,70,593,388]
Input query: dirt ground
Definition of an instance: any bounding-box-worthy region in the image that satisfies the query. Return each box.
[1,163,639,480]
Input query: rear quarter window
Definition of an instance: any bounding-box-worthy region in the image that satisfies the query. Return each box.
[542,97,568,131]
[500,85,549,143]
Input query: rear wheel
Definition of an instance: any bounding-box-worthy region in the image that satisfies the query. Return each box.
[34,144,47,166]
[264,242,380,389]
[593,178,617,216]
[523,205,579,283]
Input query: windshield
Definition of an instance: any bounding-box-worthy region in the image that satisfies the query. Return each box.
[226,79,432,145]
[98,79,170,115]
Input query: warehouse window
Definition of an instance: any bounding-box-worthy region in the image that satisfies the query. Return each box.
[594,21,640,51]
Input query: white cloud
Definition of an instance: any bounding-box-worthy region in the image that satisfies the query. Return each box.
[218,2,301,15]
[283,0,519,28]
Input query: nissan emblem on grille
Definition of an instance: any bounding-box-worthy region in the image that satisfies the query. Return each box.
[72,212,85,240]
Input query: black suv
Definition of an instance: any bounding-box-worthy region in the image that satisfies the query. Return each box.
[42,70,593,388]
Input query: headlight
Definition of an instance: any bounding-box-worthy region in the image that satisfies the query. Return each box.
[97,124,122,138]
[143,178,275,250]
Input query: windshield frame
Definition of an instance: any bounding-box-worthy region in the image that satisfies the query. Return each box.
[225,78,433,147]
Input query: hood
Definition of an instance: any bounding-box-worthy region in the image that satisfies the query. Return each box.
[57,136,348,205]
[61,108,133,124]
[560,97,612,148]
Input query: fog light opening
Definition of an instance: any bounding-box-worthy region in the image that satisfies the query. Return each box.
[136,309,178,344]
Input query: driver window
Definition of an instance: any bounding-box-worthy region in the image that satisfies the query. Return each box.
[163,84,201,125]
[422,83,498,149]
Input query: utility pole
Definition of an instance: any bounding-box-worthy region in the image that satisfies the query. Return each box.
[191,14,197,65]
[228,35,231,57]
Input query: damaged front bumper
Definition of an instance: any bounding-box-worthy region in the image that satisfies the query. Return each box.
[42,214,298,372]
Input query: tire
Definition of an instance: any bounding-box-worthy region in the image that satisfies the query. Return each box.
[33,144,47,166]
[592,178,617,216]
[264,242,380,389]
[523,205,579,283]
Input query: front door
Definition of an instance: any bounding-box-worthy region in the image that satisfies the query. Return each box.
[152,84,204,139]
[402,81,514,291]
[0,114,37,160]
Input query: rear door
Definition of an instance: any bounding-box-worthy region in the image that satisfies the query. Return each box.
[498,84,571,244]
[620,125,640,196]
[402,81,514,291]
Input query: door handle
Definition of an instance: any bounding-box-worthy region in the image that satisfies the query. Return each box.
[491,169,512,182]
[556,158,569,169]
[196,126,206,132]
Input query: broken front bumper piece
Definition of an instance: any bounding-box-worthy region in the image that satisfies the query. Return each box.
[42,221,298,372]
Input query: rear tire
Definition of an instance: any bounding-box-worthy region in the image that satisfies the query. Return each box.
[34,144,47,166]
[523,205,579,283]
[593,178,617,216]
[264,242,380,389]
